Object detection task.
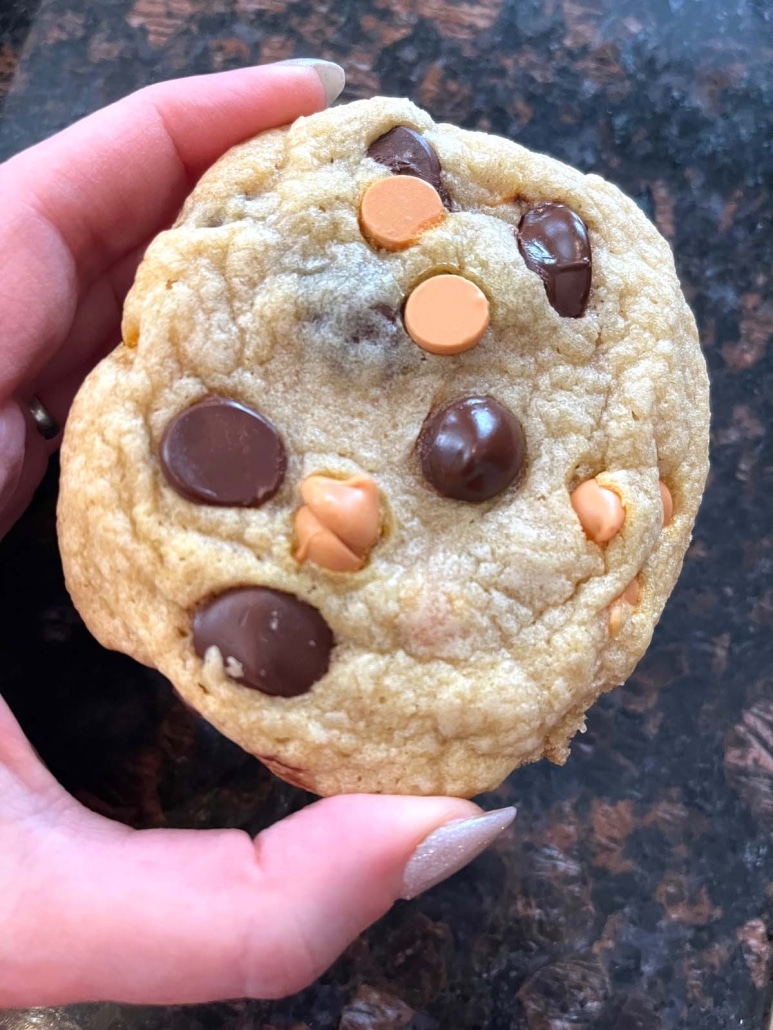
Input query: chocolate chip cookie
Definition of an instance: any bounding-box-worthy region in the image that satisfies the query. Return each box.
[58,97,710,797]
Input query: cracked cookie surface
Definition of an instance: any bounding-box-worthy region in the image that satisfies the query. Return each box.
[57,97,709,797]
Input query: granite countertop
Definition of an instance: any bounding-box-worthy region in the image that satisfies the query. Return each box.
[1,1,772,1027]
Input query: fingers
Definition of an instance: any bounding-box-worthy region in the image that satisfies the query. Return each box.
[0,397,56,542]
[0,242,146,540]
[0,61,342,400]
[0,695,72,816]
[0,61,344,536]
[0,396,59,541]
[0,790,514,1007]
[0,398,26,522]
[36,241,147,391]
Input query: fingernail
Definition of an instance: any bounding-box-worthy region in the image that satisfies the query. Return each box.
[400,806,516,900]
[276,59,345,107]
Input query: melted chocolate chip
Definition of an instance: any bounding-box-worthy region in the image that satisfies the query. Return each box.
[193,587,334,697]
[367,126,451,208]
[160,397,286,507]
[517,203,592,318]
[419,396,526,502]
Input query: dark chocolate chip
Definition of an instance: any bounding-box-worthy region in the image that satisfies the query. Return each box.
[160,397,286,507]
[517,203,592,318]
[368,126,451,208]
[193,587,334,697]
[419,395,526,502]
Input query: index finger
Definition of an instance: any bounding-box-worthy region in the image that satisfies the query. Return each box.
[0,61,343,398]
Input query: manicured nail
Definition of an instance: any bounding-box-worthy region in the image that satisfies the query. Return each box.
[400,806,516,900]
[276,58,345,107]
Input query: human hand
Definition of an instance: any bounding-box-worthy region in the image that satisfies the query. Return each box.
[0,62,515,1006]
[0,59,345,537]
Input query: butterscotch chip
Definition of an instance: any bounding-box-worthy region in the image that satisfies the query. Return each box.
[58,98,709,798]
[659,481,674,527]
[360,175,445,251]
[608,577,641,635]
[293,505,364,573]
[404,274,490,355]
[619,577,641,606]
[570,478,625,544]
[294,473,381,571]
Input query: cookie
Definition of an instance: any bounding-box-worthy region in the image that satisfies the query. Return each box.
[57,97,710,797]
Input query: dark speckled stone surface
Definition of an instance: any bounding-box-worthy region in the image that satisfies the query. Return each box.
[1,0,772,1027]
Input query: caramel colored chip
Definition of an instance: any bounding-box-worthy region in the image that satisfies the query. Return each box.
[360,175,445,251]
[619,578,641,606]
[294,506,363,572]
[659,481,674,527]
[608,576,641,634]
[570,478,625,544]
[404,274,490,355]
[294,474,381,572]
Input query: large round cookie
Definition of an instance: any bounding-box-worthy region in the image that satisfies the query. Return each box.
[58,97,709,797]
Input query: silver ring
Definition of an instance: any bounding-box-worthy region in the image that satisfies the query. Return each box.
[28,395,60,440]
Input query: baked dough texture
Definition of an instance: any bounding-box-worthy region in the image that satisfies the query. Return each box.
[58,98,709,797]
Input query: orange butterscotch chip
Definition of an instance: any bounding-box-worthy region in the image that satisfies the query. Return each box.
[659,480,673,527]
[570,478,625,544]
[618,578,641,606]
[293,474,381,573]
[608,576,640,634]
[360,175,445,251]
[294,506,363,573]
[404,274,490,355]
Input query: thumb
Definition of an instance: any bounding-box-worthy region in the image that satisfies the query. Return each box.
[1,780,514,1006]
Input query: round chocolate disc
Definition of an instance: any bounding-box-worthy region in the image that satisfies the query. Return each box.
[193,587,334,698]
[517,202,592,318]
[367,126,451,208]
[419,395,526,502]
[160,397,286,506]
